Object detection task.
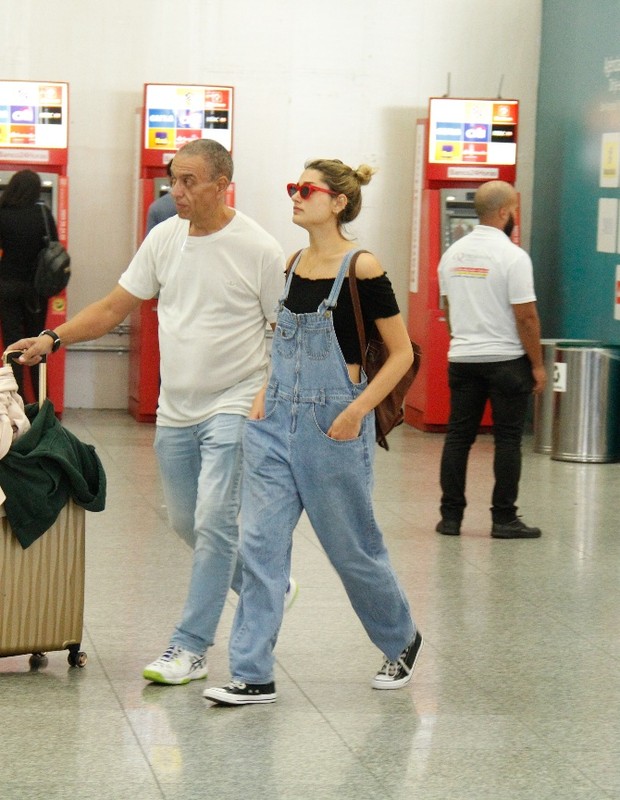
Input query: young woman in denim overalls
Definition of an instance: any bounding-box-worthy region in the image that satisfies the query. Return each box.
[205,159,422,705]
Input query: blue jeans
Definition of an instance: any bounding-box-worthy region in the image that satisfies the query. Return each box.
[439,356,534,524]
[154,413,245,655]
[230,390,415,683]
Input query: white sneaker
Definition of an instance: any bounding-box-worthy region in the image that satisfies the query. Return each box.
[284,577,299,612]
[143,645,208,685]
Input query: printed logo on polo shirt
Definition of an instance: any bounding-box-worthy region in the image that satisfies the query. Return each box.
[451,266,489,278]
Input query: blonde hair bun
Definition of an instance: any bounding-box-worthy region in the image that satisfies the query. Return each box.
[354,164,376,185]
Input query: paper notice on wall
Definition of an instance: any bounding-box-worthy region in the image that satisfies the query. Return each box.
[600,133,620,187]
[409,121,426,294]
[409,120,426,294]
[596,197,618,252]
[615,265,620,320]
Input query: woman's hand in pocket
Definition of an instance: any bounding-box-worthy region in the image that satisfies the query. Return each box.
[327,407,363,440]
[248,385,267,420]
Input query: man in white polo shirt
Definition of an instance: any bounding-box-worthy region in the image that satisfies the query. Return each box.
[11,139,289,683]
[436,180,546,539]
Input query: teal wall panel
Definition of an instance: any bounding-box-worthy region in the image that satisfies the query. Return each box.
[532,0,620,342]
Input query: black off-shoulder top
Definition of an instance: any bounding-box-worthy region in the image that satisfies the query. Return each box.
[285,272,399,364]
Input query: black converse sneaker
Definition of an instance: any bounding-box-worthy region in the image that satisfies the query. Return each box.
[203,680,277,705]
[372,631,423,690]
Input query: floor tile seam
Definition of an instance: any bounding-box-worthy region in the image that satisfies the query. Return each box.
[442,658,620,777]
[537,596,618,619]
[62,412,118,453]
[439,546,609,607]
[393,697,620,792]
[424,605,620,671]
[415,641,568,709]
[530,605,620,663]
[79,620,169,799]
[63,413,159,489]
[273,659,385,791]
[427,546,555,602]
[90,440,167,511]
[508,725,617,799]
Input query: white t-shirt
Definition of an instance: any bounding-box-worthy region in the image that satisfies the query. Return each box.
[119,210,285,426]
[438,225,537,362]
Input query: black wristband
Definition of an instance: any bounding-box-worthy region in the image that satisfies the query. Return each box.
[39,329,62,353]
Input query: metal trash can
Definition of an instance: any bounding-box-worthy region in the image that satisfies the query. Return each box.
[533,339,599,453]
[551,345,620,462]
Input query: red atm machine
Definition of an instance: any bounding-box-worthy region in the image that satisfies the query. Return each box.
[0,80,70,413]
[405,97,520,431]
[130,83,234,422]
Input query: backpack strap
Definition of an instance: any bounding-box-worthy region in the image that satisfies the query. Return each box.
[284,249,303,277]
[38,202,52,244]
[348,250,371,371]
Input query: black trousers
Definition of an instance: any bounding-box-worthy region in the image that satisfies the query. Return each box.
[439,356,534,525]
[0,279,47,398]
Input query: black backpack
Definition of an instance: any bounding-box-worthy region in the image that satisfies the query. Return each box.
[34,203,71,298]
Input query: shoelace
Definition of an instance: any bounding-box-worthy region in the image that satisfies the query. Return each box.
[377,653,409,677]
[158,645,184,663]
[226,680,247,691]
[377,657,399,677]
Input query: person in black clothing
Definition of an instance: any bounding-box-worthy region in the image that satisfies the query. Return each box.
[0,169,57,397]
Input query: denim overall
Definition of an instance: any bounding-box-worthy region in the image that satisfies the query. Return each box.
[229,249,416,684]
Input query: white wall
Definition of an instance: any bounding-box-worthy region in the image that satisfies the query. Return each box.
[1,0,542,408]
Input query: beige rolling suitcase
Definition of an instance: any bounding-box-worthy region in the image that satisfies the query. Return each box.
[0,501,86,667]
[0,353,87,668]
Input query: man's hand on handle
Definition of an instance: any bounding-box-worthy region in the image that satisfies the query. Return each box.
[5,335,54,366]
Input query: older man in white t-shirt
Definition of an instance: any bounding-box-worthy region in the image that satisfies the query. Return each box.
[12,139,288,684]
[436,180,546,539]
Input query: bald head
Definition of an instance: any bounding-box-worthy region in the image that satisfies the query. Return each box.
[474,181,518,226]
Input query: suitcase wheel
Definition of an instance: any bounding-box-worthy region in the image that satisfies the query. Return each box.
[67,647,88,668]
[29,652,48,670]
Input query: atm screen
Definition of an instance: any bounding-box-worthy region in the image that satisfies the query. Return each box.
[152,176,171,200]
[446,214,477,247]
[440,188,478,253]
[39,187,53,207]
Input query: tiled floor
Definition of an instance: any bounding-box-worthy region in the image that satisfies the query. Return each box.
[1,408,619,799]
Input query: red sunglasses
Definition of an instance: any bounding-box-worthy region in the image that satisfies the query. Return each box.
[287,182,339,199]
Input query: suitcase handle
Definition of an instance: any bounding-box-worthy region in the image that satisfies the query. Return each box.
[2,349,47,408]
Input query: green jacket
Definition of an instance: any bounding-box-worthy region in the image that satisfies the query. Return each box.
[0,400,106,549]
